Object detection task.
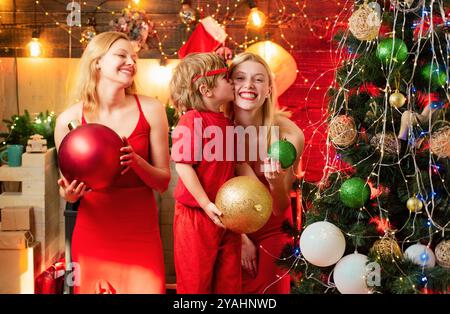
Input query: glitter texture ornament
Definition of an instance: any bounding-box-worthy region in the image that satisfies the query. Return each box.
[268,139,297,169]
[430,127,450,158]
[389,91,406,108]
[435,240,450,268]
[329,115,358,148]
[370,132,399,156]
[406,196,423,212]
[421,63,448,89]
[348,1,381,41]
[215,176,272,234]
[376,38,408,64]
[339,177,371,208]
[371,238,403,260]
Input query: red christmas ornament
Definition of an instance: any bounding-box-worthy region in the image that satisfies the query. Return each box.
[58,123,123,190]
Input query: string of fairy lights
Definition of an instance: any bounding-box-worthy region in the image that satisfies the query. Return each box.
[0,0,348,58]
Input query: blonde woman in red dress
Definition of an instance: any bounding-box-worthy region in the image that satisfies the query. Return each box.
[227,52,304,294]
[54,32,170,294]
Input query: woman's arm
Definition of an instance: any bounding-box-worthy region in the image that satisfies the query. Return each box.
[120,96,170,193]
[54,103,88,203]
[265,118,305,216]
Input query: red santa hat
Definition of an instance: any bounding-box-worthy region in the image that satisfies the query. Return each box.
[178,16,227,59]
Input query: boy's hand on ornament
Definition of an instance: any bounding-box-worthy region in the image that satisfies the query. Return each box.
[204,202,226,228]
[58,178,88,203]
[241,234,258,278]
[120,137,142,175]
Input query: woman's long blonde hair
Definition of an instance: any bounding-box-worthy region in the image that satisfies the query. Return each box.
[73,31,137,111]
[227,52,291,143]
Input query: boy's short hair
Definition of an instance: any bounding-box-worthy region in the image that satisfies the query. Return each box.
[169,53,228,113]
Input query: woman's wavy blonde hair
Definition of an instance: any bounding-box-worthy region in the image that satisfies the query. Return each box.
[169,52,228,113]
[73,31,137,112]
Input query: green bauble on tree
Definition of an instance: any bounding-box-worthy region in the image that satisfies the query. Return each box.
[339,177,370,208]
[421,63,448,88]
[376,38,408,64]
[268,139,297,169]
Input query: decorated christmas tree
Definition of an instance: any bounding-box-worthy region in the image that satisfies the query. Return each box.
[281,0,450,294]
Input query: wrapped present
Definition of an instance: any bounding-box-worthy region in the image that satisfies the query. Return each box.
[1,206,33,231]
[35,259,65,294]
[0,242,41,293]
[0,230,33,249]
[26,134,47,153]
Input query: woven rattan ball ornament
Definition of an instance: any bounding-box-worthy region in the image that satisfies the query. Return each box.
[348,2,381,41]
[329,115,358,148]
[370,132,399,156]
[371,238,403,260]
[435,240,450,268]
[430,127,450,158]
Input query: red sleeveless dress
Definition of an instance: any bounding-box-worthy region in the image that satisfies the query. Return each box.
[242,164,293,294]
[71,95,165,294]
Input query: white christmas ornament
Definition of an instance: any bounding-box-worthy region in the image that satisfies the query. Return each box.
[404,243,436,268]
[299,221,346,267]
[333,253,372,294]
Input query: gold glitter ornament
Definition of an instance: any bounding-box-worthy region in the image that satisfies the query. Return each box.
[389,91,407,108]
[406,196,423,212]
[371,238,403,260]
[215,176,272,234]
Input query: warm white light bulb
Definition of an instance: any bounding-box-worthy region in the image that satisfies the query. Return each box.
[248,7,266,29]
[28,38,42,57]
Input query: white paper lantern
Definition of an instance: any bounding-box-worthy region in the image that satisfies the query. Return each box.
[299,221,346,267]
[333,253,372,294]
[404,243,436,268]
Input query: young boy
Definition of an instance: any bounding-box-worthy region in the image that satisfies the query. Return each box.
[169,53,241,293]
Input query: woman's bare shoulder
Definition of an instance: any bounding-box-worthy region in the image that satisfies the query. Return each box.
[135,95,166,126]
[274,115,305,154]
[56,101,83,126]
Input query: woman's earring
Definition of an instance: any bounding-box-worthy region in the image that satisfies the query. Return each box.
[96,64,100,70]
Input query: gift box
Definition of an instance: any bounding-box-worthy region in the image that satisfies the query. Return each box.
[0,241,41,293]
[35,259,65,294]
[0,230,33,249]
[1,206,33,231]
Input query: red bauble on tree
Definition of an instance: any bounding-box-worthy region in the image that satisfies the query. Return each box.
[58,123,124,190]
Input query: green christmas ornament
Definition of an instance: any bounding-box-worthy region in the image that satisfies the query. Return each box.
[268,139,297,169]
[376,38,408,64]
[339,177,370,208]
[421,63,448,88]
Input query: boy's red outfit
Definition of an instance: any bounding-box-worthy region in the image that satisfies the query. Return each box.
[171,110,241,294]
